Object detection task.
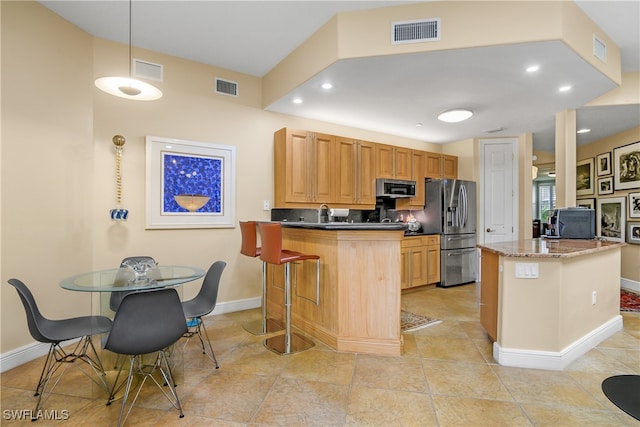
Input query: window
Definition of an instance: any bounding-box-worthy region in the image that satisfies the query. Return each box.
[533,180,556,222]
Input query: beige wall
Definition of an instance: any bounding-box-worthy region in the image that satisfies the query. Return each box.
[577,126,640,282]
[0,2,437,354]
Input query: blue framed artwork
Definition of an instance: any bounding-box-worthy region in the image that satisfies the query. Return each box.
[146,136,236,229]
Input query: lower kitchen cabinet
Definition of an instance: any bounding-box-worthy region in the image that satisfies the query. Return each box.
[401,235,440,289]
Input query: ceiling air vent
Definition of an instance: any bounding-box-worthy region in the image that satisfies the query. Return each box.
[215,78,238,97]
[133,59,163,81]
[392,18,440,45]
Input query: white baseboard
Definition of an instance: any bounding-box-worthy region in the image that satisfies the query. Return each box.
[0,296,262,374]
[493,315,623,370]
[621,277,640,293]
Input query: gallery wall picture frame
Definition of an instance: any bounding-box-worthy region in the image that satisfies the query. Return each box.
[576,158,595,196]
[576,198,595,209]
[629,191,640,219]
[145,135,236,229]
[596,196,626,242]
[628,222,640,244]
[597,176,614,195]
[596,152,611,176]
[613,141,640,190]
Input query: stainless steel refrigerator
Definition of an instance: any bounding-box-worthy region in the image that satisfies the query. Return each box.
[423,179,478,287]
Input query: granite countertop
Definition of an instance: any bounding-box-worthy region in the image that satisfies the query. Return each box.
[477,238,626,258]
[280,221,407,231]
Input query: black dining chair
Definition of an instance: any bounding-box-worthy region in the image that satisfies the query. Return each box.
[181,261,226,368]
[109,256,157,312]
[7,278,112,419]
[104,288,187,427]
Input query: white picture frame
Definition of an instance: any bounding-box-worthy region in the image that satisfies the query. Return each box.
[576,158,595,196]
[596,197,625,242]
[613,141,640,190]
[598,176,614,195]
[596,152,611,176]
[145,135,236,229]
[629,192,640,219]
[628,222,640,245]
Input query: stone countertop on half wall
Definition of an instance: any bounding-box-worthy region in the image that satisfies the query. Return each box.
[477,238,626,258]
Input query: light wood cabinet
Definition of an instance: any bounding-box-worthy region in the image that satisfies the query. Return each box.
[479,249,499,341]
[375,144,412,180]
[274,128,335,207]
[443,155,458,179]
[335,137,376,206]
[401,235,440,289]
[396,150,426,209]
[425,152,458,179]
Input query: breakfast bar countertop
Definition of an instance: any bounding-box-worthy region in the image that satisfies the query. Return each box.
[477,238,626,259]
[280,221,407,231]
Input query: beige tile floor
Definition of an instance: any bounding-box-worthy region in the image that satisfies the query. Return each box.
[2,284,639,426]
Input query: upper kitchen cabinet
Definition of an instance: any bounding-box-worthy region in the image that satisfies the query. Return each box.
[396,150,426,209]
[375,144,412,180]
[425,152,458,179]
[274,128,335,207]
[335,137,376,207]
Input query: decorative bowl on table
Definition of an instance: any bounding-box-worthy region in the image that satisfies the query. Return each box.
[174,194,210,212]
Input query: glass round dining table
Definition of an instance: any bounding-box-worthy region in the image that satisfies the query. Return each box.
[60,265,206,292]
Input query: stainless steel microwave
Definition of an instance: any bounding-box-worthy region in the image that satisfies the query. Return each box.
[375,178,416,198]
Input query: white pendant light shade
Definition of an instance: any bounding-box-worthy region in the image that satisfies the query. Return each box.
[95,77,162,101]
[94,0,162,101]
[437,109,473,123]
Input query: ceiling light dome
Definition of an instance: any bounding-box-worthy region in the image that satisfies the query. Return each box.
[437,109,473,123]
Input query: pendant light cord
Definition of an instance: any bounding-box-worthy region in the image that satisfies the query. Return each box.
[128,0,133,79]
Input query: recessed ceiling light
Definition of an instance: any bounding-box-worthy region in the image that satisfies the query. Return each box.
[577,128,591,134]
[292,98,303,104]
[321,83,333,90]
[558,85,572,92]
[416,122,423,127]
[437,109,473,123]
[526,65,540,73]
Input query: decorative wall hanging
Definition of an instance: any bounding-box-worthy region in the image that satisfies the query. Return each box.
[597,196,625,242]
[596,152,611,176]
[629,191,640,219]
[627,222,640,245]
[614,141,640,190]
[576,158,594,196]
[145,136,236,229]
[598,176,614,195]
[110,135,129,221]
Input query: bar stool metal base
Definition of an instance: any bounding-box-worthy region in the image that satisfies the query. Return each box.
[243,318,284,336]
[264,332,315,355]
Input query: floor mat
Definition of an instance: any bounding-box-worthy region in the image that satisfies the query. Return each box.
[621,289,640,312]
[401,310,441,332]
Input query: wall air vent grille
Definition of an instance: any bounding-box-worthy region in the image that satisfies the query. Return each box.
[133,59,163,81]
[392,18,440,44]
[593,35,607,62]
[215,78,238,97]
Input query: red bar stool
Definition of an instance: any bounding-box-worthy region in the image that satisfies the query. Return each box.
[258,222,319,355]
[239,221,283,335]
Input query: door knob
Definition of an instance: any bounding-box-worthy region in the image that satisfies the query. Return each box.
[486,228,493,232]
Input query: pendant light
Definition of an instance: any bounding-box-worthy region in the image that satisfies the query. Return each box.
[94,0,162,101]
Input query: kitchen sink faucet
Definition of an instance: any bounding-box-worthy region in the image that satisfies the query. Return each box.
[318,204,330,223]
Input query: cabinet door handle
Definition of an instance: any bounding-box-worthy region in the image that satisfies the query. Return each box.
[486,228,493,232]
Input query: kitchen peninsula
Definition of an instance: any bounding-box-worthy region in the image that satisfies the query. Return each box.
[478,238,626,370]
[265,222,406,356]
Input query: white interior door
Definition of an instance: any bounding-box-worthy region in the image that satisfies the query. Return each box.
[480,139,517,244]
